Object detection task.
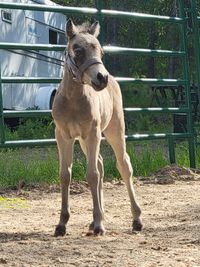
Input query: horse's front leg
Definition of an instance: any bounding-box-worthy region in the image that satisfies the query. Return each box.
[54,128,74,237]
[85,129,105,235]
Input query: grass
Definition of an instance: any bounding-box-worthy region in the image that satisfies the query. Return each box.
[0,148,58,188]
[127,143,168,177]
[1,107,197,189]
[0,140,193,189]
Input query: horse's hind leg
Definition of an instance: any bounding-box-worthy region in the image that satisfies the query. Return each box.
[89,154,104,232]
[104,126,143,232]
[54,128,74,237]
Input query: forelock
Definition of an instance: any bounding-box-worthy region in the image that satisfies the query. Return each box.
[76,22,91,34]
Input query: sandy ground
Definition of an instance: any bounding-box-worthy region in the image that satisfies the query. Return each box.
[0,166,200,267]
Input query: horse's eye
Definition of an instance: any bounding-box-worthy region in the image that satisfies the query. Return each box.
[73,47,85,64]
[74,48,83,57]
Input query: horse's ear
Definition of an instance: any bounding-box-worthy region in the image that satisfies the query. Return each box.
[88,21,100,37]
[66,19,77,39]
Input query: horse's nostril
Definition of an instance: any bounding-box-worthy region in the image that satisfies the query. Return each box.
[97,72,108,84]
[97,72,104,82]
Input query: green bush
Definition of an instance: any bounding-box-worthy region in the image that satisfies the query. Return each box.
[5,117,55,140]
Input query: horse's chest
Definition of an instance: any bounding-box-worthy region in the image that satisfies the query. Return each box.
[64,109,92,136]
[56,117,91,140]
[53,91,112,139]
[53,100,92,138]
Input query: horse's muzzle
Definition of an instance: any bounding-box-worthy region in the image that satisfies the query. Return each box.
[92,73,108,91]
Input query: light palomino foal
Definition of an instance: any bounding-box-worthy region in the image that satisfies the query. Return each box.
[52,19,142,236]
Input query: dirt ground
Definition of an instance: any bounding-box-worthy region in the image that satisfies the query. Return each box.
[0,166,200,267]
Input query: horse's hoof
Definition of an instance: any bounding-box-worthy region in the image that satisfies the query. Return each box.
[54,225,66,237]
[94,226,105,236]
[89,221,94,231]
[132,220,143,232]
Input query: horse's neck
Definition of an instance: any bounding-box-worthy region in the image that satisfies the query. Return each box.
[60,66,84,99]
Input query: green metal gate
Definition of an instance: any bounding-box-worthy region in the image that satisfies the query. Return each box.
[0,1,198,168]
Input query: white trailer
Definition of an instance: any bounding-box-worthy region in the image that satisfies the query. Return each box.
[0,0,66,110]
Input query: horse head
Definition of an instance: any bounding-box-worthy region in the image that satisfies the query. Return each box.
[65,19,109,91]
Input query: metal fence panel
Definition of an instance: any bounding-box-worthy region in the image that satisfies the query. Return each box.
[0,0,198,168]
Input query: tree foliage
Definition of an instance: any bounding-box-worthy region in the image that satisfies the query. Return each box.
[54,0,181,80]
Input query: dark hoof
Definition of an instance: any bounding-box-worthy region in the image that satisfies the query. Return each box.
[132,220,143,232]
[94,226,105,236]
[54,225,66,237]
[89,221,94,231]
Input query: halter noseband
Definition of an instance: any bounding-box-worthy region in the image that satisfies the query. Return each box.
[65,51,103,84]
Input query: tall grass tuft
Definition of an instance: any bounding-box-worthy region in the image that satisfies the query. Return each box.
[127,143,168,177]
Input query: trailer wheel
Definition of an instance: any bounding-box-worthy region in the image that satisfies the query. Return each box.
[49,90,57,109]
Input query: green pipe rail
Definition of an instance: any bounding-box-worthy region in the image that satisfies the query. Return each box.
[188,0,200,146]
[0,1,197,168]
